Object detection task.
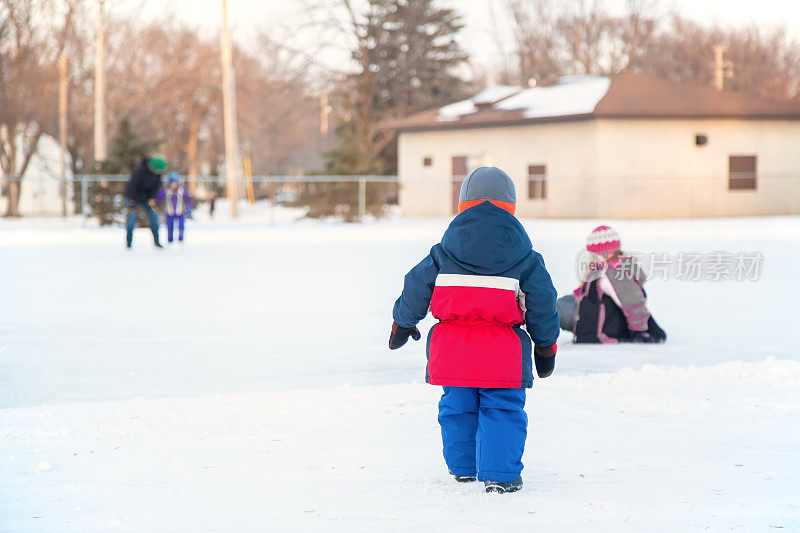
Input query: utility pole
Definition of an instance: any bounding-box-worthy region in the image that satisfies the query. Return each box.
[243,155,255,205]
[221,0,239,218]
[320,93,331,136]
[59,52,69,218]
[713,45,725,91]
[94,0,107,165]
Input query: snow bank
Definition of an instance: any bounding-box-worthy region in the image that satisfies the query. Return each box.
[2,359,797,530]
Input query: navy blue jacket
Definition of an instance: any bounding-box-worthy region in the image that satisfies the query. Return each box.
[125,159,163,203]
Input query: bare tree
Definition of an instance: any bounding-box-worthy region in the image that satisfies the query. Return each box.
[0,0,77,216]
[236,33,322,175]
[93,15,327,181]
[716,25,800,100]
[70,18,225,187]
[610,0,660,73]
[505,0,654,82]
[637,15,800,100]
[503,0,799,102]
[556,0,617,75]
[506,0,563,85]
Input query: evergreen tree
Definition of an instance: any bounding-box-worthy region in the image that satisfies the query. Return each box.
[371,0,470,118]
[324,92,377,175]
[89,118,162,225]
[313,0,468,219]
[326,0,470,175]
[100,118,162,174]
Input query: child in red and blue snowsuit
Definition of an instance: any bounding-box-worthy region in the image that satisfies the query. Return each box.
[389,166,559,493]
[156,172,193,244]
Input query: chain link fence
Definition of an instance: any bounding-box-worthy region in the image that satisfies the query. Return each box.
[3,174,399,223]
[7,172,798,221]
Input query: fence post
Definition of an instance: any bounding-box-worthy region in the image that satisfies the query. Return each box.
[81,175,89,215]
[358,177,366,222]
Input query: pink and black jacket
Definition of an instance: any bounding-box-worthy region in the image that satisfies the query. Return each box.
[393,201,559,388]
[572,255,666,343]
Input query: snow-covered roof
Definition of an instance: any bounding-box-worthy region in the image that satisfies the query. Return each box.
[436,99,476,121]
[438,77,609,122]
[472,85,521,105]
[495,76,611,118]
[386,71,800,132]
[437,85,521,121]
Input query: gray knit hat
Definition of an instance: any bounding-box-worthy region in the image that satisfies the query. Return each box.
[458,166,516,211]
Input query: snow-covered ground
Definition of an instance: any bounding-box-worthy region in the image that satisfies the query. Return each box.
[1,204,798,531]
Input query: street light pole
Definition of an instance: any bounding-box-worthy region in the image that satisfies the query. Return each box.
[221,0,239,218]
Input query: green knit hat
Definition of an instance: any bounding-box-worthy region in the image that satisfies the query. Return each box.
[148,157,168,173]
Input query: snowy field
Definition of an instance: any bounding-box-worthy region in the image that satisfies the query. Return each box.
[1,203,798,531]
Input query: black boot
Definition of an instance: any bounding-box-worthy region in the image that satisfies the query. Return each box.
[448,470,476,483]
[484,477,522,493]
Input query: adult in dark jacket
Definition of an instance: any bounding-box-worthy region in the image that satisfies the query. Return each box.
[125,157,167,249]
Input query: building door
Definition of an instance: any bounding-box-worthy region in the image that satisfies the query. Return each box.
[451,156,468,214]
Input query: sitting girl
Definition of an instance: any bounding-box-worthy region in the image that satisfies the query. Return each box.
[558,225,666,344]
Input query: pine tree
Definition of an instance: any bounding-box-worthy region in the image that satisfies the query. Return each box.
[372,0,470,118]
[314,0,468,219]
[326,0,470,175]
[324,91,378,175]
[101,118,162,174]
[89,119,161,225]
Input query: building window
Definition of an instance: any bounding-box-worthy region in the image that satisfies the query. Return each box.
[528,164,547,199]
[729,155,757,190]
[423,156,433,167]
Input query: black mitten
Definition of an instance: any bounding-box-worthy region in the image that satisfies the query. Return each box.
[630,330,657,343]
[389,321,421,350]
[533,344,557,378]
[646,318,667,343]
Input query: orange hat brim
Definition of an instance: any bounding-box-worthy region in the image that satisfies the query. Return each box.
[458,199,516,215]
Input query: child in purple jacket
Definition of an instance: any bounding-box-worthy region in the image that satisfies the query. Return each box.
[156,172,193,244]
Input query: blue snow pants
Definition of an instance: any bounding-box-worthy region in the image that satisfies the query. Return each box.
[438,386,527,483]
[165,214,185,243]
[125,202,160,247]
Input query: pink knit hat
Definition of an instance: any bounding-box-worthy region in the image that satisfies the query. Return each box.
[586,225,621,254]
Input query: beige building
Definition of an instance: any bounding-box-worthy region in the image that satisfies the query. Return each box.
[390,72,800,218]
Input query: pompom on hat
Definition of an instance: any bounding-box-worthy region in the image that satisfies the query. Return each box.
[586,225,621,254]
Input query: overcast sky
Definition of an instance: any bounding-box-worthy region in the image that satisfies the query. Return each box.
[117,0,800,75]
